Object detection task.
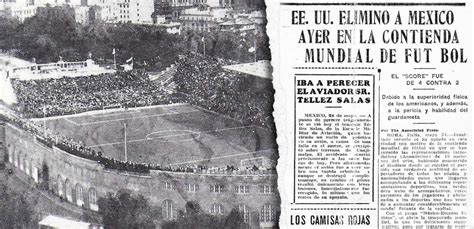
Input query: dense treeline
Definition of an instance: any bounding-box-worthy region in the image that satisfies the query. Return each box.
[0,183,36,228]
[0,6,270,70]
[99,191,159,229]
[0,7,182,70]
[12,70,174,117]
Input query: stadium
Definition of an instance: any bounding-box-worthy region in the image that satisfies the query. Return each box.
[0,53,279,228]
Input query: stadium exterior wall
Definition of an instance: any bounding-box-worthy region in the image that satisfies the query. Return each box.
[1,122,278,228]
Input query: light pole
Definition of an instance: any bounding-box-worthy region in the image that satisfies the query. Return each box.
[124,122,128,161]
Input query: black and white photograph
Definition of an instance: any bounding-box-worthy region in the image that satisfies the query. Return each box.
[0,0,279,228]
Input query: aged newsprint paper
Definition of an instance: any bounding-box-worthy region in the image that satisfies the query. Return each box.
[268,0,473,228]
[0,1,279,228]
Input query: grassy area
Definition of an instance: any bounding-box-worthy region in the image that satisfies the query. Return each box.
[42,104,277,167]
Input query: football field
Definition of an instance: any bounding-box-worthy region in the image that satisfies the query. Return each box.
[40,104,277,167]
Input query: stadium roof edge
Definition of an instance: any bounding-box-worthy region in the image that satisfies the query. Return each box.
[222,60,273,80]
[39,215,93,228]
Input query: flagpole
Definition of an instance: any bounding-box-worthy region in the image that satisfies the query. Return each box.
[124,122,128,161]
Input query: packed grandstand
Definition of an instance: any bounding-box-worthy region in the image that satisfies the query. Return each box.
[6,53,276,174]
[12,71,175,118]
[12,53,275,129]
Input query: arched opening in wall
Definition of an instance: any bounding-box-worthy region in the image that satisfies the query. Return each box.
[22,157,26,173]
[76,183,84,207]
[32,166,39,183]
[162,181,175,191]
[14,150,19,167]
[238,204,250,224]
[185,183,199,193]
[18,152,23,171]
[25,158,30,176]
[71,183,77,205]
[57,175,64,197]
[41,163,49,190]
[210,203,225,216]
[259,203,275,227]
[65,179,72,202]
[84,187,90,209]
[8,146,12,164]
[162,199,176,220]
[89,188,98,211]
[3,146,8,163]
[29,160,33,178]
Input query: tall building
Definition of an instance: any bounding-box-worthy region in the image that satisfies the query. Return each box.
[73,4,89,23]
[152,0,207,20]
[113,0,154,24]
[0,0,33,9]
[179,6,231,32]
[83,0,114,22]
[36,0,68,6]
[36,4,75,20]
[0,0,36,22]
[0,0,155,24]
[7,5,37,21]
[0,0,74,22]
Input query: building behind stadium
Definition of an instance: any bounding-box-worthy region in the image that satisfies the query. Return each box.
[0,57,278,228]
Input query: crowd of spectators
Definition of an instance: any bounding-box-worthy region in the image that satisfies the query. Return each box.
[11,54,275,128]
[12,71,175,118]
[2,52,277,173]
[173,53,275,129]
[0,112,274,174]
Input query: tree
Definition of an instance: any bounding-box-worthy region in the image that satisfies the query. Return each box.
[3,10,271,69]
[223,209,248,229]
[16,5,80,63]
[98,190,159,229]
[0,183,35,228]
[0,16,20,51]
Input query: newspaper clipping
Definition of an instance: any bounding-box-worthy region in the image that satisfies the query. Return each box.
[0,1,279,228]
[268,0,472,228]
